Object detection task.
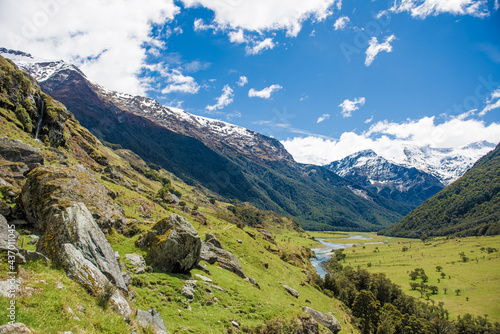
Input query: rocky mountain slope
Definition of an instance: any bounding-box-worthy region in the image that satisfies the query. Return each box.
[0,53,355,333]
[325,149,445,208]
[374,142,495,186]
[380,142,500,238]
[325,142,495,208]
[2,48,408,231]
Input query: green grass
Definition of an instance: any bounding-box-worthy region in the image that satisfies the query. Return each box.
[314,233,500,322]
[0,258,130,333]
[111,216,358,333]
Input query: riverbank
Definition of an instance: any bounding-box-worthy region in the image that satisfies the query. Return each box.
[308,232,386,277]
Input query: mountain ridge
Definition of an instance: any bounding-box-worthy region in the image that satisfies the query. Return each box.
[1,49,407,231]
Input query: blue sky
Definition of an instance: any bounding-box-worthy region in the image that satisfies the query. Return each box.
[1,0,499,163]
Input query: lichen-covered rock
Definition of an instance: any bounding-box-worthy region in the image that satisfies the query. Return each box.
[60,242,131,317]
[0,322,32,334]
[199,234,247,279]
[166,193,180,205]
[180,280,197,299]
[38,203,127,291]
[303,307,341,334]
[0,138,44,171]
[18,165,127,233]
[136,214,201,273]
[205,233,223,249]
[136,308,168,334]
[125,253,146,270]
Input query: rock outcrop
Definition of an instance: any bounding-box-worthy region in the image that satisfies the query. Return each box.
[61,242,131,317]
[136,308,168,334]
[0,322,32,334]
[0,138,44,171]
[303,307,341,334]
[136,214,201,273]
[18,165,127,234]
[37,203,127,291]
[0,214,25,265]
[199,233,247,279]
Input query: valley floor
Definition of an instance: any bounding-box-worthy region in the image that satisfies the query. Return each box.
[295,231,500,323]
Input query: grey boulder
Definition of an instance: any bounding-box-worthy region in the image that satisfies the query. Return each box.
[199,234,247,279]
[136,214,201,274]
[38,203,127,291]
[136,308,168,334]
[303,307,341,334]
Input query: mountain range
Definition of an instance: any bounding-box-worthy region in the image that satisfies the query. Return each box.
[1,47,495,232]
[1,48,410,231]
[324,141,495,208]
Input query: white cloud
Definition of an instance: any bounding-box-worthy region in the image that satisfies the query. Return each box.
[365,34,396,66]
[248,84,283,99]
[339,97,366,118]
[228,29,246,43]
[181,0,341,37]
[0,0,180,96]
[333,16,350,31]
[160,69,200,95]
[194,18,217,31]
[206,85,234,111]
[364,116,374,124]
[480,88,500,116]
[237,76,248,87]
[246,38,275,55]
[317,114,330,123]
[389,0,490,18]
[281,116,500,164]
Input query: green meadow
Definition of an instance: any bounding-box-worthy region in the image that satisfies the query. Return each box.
[304,232,500,323]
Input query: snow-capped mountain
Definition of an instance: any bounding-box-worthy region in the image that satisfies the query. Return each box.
[0,48,292,164]
[325,142,496,207]
[381,142,496,185]
[325,149,445,207]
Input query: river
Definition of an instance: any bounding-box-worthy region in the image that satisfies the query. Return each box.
[310,235,373,278]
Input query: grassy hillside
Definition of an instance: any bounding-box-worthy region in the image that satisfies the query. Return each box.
[380,143,500,238]
[0,55,358,333]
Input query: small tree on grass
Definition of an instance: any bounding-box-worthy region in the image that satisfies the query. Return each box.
[436,265,443,272]
[441,272,446,279]
[455,289,462,296]
[429,286,439,294]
